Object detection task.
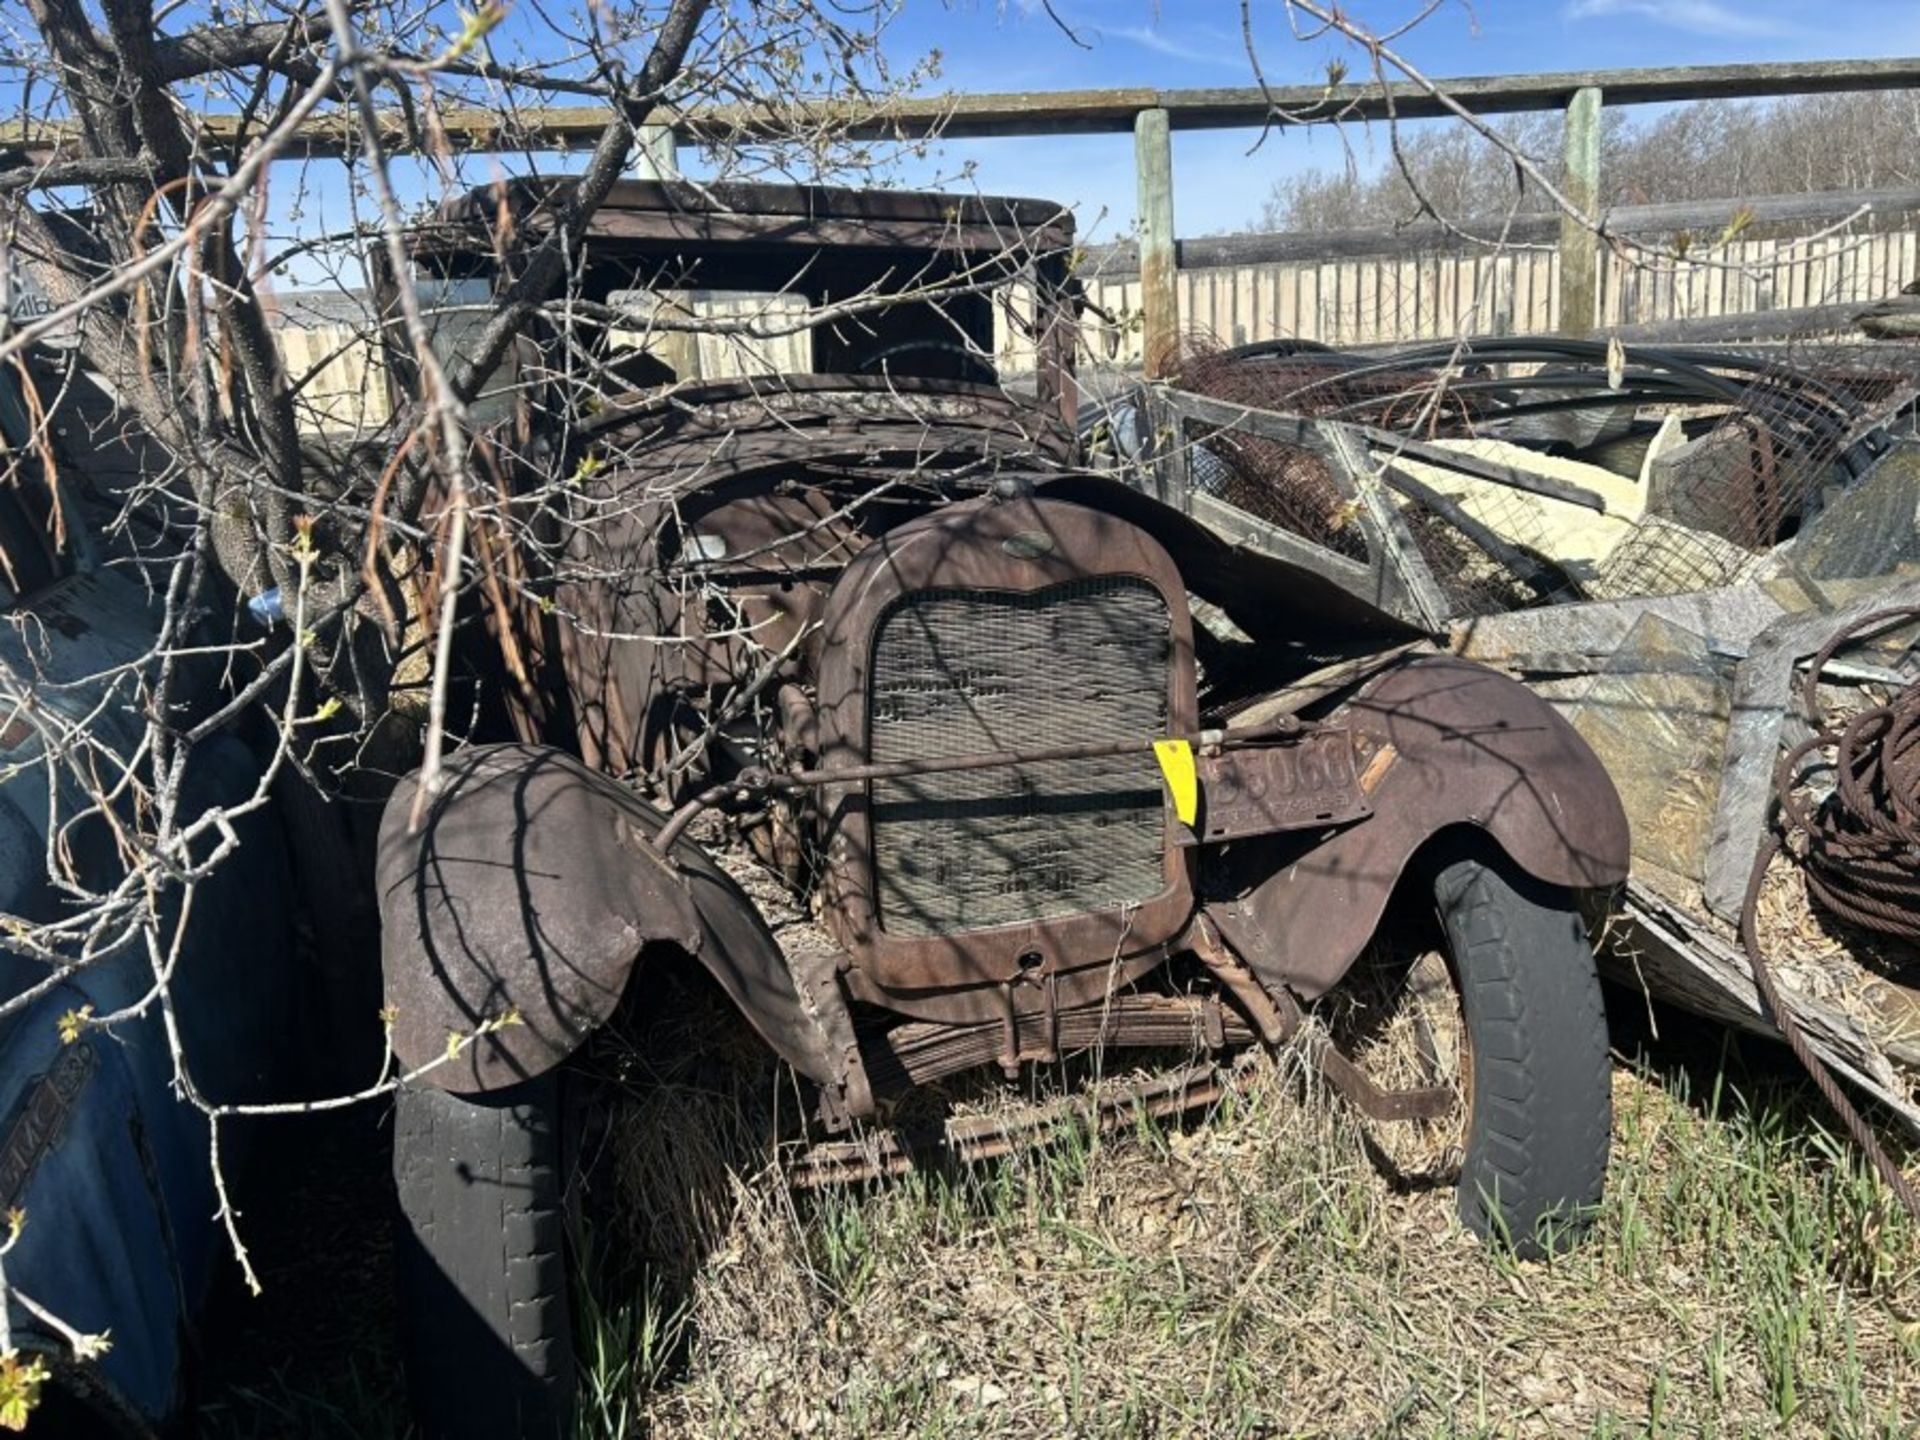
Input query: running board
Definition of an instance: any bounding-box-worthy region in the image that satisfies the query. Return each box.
[787,1035,1452,1188]
[788,1057,1262,1188]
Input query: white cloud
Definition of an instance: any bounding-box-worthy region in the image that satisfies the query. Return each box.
[1009,1,1244,71]
[1563,0,1802,38]
[1097,22,1246,70]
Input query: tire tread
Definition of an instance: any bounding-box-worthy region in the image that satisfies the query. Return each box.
[393,1075,575,1439]
[1436,853,1610,1258]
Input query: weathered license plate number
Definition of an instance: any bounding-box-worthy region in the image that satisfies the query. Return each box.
[1177,728,1370,846]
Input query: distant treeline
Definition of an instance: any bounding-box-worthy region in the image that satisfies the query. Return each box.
[1253,90,1920,234]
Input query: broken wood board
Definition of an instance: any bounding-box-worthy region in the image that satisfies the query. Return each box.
[1603,879,1920,1138]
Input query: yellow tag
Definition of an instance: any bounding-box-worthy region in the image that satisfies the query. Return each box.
[1153,738,1199,826]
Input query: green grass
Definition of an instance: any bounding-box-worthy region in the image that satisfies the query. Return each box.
[184,1043,1920,1440]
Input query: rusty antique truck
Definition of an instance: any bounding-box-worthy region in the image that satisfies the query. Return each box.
[379,178,1629,1437]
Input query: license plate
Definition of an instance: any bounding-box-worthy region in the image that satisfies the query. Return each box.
[1175,728,1371,846]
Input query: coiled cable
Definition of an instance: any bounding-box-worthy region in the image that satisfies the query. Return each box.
[1741,605,1920,1222]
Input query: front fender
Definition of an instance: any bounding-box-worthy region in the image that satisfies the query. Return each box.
[1202,655,1629,998]
[378,744,867,1112]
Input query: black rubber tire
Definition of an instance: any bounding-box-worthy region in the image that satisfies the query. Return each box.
[393,1074,575,1439]
[1434,851,1611,1258]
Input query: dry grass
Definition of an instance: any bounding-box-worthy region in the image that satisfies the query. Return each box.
[593,1031,1920,1440]
[1754,853,1920,1089]
[190,979,1920,1440]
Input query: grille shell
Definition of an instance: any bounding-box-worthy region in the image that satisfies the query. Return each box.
[812,494,1197,1021]
[866,580,1172,937]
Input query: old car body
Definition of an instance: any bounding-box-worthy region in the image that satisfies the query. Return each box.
[381,178,1630,1438]
[0,364,297,1435]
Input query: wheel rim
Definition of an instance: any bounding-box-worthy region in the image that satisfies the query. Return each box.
[1327,943,1474,1184]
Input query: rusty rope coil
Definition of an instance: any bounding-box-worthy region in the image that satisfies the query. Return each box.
[1740,605,1920,1224]
[1776,607,1920,941]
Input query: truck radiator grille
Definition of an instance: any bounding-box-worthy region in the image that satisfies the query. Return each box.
[866,579,1171,938]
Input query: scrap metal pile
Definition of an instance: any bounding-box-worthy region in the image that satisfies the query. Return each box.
[1084,335,1920,1132]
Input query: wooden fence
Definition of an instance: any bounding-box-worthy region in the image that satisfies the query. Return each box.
[254,58,1920,425]
[278,222,1920,433]
[1069,227,1920,365]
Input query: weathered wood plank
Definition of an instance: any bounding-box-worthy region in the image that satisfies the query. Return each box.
[1605,882,1920,1138]
[1606,299,1868,342]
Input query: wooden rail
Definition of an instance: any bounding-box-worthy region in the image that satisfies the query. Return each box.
[751,58,1920,138]
[11,55,1910,359]
[10,57,1917,153]
[127,56,1920,151]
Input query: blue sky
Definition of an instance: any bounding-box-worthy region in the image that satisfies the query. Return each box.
[869,0,1920,241]
[253,0,1920,283]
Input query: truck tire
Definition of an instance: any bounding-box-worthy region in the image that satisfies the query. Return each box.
[1434,851,1611,1258]
[393,1074,575,1439]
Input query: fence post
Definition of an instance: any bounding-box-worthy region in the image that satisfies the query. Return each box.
[636,125,680,179]
[1558,85,1603,337]
[1135,107,1177,376]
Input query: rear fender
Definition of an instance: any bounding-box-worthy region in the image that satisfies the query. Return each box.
[1201,656,1628,998]
[377,744,869,1115]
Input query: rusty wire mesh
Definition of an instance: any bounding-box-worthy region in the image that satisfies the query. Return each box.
[1163,333,1920,619]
